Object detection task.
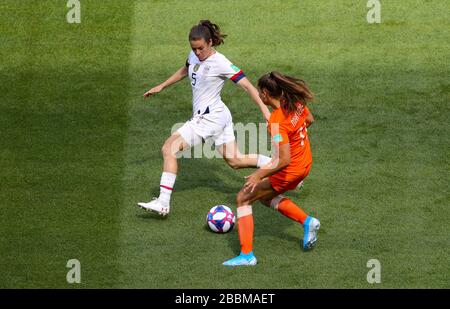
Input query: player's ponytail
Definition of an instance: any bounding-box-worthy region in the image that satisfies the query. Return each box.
[189,20,226,46]
[258,71,314,114]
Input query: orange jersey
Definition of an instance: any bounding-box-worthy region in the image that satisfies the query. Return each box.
[268,104,312,177]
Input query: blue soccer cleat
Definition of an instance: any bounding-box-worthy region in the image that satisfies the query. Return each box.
[223,252,257,266]
[303,216,320,250]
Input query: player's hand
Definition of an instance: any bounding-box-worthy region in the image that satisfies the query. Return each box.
[143,85,164,98]
[244,173,262,193]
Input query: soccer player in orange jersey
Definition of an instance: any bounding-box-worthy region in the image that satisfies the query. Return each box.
[223,71,320,266]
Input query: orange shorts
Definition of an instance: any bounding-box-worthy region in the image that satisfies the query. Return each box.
[269,164,312,193]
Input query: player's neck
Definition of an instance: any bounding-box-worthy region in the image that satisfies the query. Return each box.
[268,98,281,110]
[200,49,216,61]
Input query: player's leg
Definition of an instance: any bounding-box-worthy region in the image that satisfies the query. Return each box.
[137,130,195,216]
[157,132,190,204]
[161,132,190,174]
[223,178,278,266]
[266,195,309,224]
[269,195,320,250]
[212,108,271,169]
[264,174,320,250]
[216,135,271,170]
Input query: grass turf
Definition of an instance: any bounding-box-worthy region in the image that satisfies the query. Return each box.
[0,0,449,288]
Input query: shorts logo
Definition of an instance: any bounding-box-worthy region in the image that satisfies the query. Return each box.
[273,134,283,143]
[194,64,200,72]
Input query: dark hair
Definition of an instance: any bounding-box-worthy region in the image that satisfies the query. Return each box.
[189,20,226,46]
[257,71,314,114]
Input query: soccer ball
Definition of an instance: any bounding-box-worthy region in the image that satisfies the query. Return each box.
[206,205,236,233]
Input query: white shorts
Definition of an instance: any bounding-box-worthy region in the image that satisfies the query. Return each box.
[177,106,235,147]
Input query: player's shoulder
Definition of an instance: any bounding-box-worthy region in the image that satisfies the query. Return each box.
[211,51,232,65]
[301,105,310,117]
[187,50,199,64]
[214,51,227,60]
[269,108,287,124]
[273,108,299,130]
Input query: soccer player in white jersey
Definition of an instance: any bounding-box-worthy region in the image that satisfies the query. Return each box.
[138,20,271,216]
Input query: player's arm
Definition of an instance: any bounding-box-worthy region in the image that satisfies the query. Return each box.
[236,77,271,121]
[143,65,188,98]
[244,143,290,192]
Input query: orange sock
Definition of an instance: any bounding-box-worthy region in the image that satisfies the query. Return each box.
[237,205,254,254]
[276,198,308,224]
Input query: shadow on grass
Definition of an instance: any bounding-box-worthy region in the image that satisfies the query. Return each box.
[135,212,169,221]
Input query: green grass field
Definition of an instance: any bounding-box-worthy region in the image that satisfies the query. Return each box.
[1,0,449,288]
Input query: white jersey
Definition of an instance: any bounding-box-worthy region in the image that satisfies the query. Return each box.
[186,50,246,116]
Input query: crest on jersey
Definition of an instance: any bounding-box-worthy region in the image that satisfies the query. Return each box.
[194,64,200,72]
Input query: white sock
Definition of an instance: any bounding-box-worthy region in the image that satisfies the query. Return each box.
[158,172,176,205]
[257,154,271,168]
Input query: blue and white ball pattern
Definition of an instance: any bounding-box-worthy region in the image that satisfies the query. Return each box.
[206,205,236,233]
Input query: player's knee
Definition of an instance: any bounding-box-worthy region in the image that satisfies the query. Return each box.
[161,141,175,158]
[225,158,240,170]
[161,144,169,157]
[236,191,248,205]
[260,198,271,208]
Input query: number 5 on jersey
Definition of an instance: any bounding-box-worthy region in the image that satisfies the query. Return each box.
[191,72,197,86]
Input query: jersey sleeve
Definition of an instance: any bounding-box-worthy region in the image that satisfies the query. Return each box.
[186,51,196,67]
[269,114,290,146]
[303,106,310,118]
[217,56,246,83]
